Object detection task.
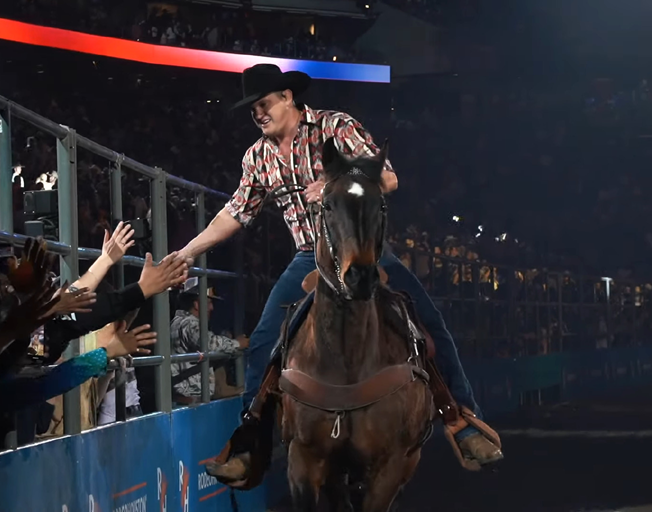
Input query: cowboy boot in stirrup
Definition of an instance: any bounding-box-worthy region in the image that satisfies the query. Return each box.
[206,371,279,490]
[444,406,504,471]
[205,409,257,486]
[205,406,274,489]
[458,432,504,468]
[207,324,288,488]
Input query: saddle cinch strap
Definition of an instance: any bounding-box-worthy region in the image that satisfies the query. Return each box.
[279,363,429,412]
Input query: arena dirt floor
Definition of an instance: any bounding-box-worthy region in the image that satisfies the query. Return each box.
[271,385,652,511]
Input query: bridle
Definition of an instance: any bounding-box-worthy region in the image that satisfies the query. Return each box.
[268,169,387,300]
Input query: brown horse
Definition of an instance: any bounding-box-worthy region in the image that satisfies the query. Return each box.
[279,138,433,511]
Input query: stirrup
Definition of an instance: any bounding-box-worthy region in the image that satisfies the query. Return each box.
[206,453,251,487]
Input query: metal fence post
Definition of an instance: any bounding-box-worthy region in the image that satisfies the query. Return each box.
[579,269,585,349]
[196,192,210,403]
[57,129,81,435]
[234,232,246,387]
[558,273,563,352]
[115,364,127,422]
[151,169,172,413]
[110,158,125,289]
[0,109,13,233]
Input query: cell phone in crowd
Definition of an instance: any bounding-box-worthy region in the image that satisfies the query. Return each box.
[112,218,150,240]
[30,326,46,356]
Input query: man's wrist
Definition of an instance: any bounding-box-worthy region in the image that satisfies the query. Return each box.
[180,246,193,260]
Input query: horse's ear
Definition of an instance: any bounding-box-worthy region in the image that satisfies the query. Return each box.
[375,139,389,165]
[322,137,342,170]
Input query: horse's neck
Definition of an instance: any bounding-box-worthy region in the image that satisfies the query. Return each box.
[310,279,381,383]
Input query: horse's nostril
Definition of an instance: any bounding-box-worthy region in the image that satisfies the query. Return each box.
[344,265,360,287]
[344,264,379,296]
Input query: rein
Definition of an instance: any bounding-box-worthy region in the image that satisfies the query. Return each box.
[267,172,387,301]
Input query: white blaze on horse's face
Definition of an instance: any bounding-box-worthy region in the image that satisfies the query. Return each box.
[347,182,365,197]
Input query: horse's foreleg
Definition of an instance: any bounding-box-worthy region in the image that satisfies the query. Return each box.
[287,440,329,512]
[323,470,354,512]
[362,451,421,512]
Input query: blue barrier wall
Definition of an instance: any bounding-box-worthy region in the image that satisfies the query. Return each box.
[0,397,266,512]
[3,346,652,511]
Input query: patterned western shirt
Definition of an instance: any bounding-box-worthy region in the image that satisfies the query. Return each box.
[170,310,240,397]
[224,105,395,251]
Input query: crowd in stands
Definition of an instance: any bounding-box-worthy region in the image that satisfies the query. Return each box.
[1,0,372,64]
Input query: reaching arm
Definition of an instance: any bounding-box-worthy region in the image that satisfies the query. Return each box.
[180,208,242,261]
[70,255,113,292]
[0,348,110,413]
[71,222,136,292]
[180,149,265,262]
[74,284,146,334]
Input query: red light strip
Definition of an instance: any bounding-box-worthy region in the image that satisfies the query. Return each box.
[0,17,391,82]
[0,17,266,72]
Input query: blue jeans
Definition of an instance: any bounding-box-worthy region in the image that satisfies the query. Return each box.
[243,250,483,434]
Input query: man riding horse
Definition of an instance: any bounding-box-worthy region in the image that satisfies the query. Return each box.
[175,64,503,485]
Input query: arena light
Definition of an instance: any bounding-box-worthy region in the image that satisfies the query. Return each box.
[0,18,390,83]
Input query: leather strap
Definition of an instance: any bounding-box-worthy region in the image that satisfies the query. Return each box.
[249,365,280,420]
[279,364,426,412]
[397,290,436,360]
[425,359,459,424]
[392,290,458,425]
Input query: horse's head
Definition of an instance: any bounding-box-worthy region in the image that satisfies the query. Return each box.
[315,137,388,301]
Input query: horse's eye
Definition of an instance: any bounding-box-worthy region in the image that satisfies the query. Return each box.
[322,202,332,211]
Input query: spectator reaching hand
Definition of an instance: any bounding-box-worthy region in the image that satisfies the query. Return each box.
[102,322,157,358]
[46,284,97,317]
[137,252,188,298]
[71,221,136,292]
[102,221,136,264]
[7,237,54,296]
[0,278,60,353]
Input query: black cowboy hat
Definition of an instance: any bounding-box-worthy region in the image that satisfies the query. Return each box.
[231,64,311,110]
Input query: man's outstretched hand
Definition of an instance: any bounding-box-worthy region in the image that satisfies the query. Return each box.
[176,250,195,270]
[138,252,188,299]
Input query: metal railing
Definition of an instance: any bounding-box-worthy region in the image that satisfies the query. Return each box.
[0,95,246,443]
